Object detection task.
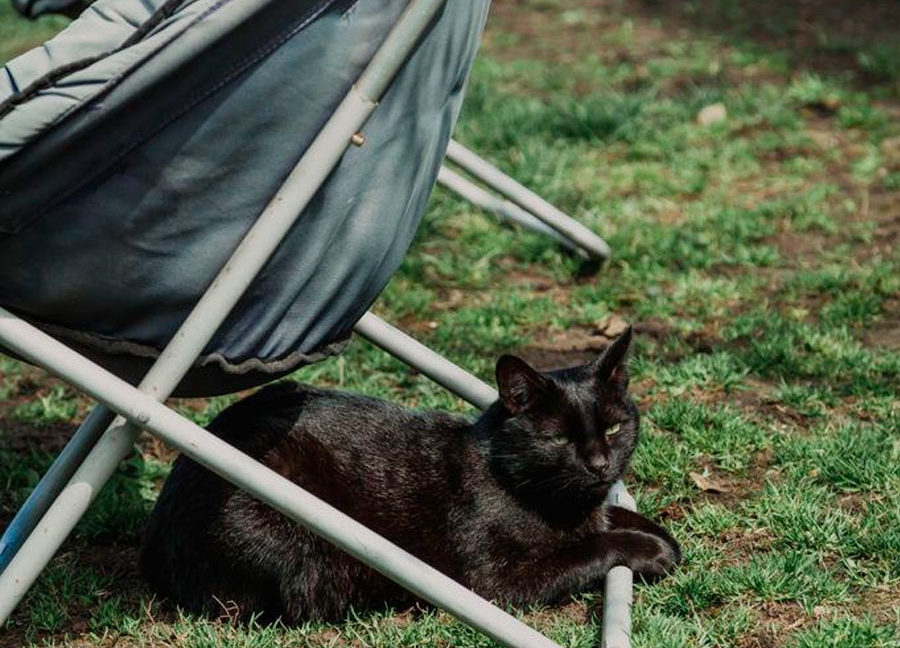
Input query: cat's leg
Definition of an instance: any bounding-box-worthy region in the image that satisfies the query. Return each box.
[603,505,681,575]
[218,491,361,623]
[599,527,680,582]
[279,537,414,623]
[473,528,679,605]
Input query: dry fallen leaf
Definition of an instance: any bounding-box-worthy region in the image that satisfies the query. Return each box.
[689,471,730,493]
[595,314,630,338]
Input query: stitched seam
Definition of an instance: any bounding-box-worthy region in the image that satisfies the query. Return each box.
[2,0,339,234]
[0,0,231,125]
[22,315,352,375]
[17,0,336,220]
[0,0,189,120]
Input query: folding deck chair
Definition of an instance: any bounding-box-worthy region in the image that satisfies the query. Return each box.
[0,1,634,646]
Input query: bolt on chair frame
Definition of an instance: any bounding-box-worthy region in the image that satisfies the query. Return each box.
[0,1,633,646]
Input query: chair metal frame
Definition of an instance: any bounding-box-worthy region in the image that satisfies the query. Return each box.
[0,1,634,646]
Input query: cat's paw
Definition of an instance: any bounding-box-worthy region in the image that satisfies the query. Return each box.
[632,534,681,582]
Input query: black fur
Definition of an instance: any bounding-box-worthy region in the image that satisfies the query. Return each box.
[141,329,680,622]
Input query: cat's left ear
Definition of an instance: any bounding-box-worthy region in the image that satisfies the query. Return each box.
[496,355,550,415]
[593,326,632,387]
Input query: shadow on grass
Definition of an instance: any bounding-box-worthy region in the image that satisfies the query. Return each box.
[0,439,161,647]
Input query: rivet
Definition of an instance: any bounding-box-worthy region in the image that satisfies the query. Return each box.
[350,132,366,147]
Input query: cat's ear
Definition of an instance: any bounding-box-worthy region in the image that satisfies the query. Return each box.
[496,355,549,415]
[593,326,632,386]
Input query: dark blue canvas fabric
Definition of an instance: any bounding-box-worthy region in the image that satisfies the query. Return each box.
[0,0,490,394]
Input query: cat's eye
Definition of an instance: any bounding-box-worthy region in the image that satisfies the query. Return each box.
[605,423,622,438]
[551,435,568,446]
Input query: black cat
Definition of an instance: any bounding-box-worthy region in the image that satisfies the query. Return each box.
[141,328,680,622]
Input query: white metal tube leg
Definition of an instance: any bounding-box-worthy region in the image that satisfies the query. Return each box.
[354,312,499,409]
[445,139,611,260]
[437,166,582,254]
[0,308,562,648]
[0,0,451,623]
[0,405,116,572]
[602,482,636,648]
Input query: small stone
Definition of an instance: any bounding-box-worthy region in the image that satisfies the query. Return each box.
[696,102,727,126]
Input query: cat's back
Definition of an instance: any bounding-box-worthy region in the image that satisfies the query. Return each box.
[256,382,472,505]
[141,381,475,618]
[205,380,469,459]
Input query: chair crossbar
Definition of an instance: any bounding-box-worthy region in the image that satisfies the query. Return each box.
[0,0,633,643]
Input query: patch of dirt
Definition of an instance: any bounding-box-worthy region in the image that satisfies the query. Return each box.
[757,601,809,632]
[736,598,844,648]
[525,599,592,633]
[632,318,672,341]
[518,316,632,370]
[485,0,658,66]
[850,583,900,625]
[864,312,900,351]
[518,347,599,370]
[835,493,870,515]
[737,630,779,648]
[699,460,772,509]
[631,0,900,89]
[631,318,723,359]
[724,381,817,429]
[503,269,560,293]
[736,630,778,648]
[0,365,92,454]
[653,445,776,523]
[0,418,76,453]
[489,0,899,97]
[0,364,90,410]
[718,527,777,564]
[765,230,829,262]
[842,187,900,263]
[520,314,737,404]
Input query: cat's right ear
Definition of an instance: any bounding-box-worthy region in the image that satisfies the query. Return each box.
[593,326,632,386]
[496,355,549,415]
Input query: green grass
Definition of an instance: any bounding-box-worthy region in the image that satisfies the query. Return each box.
[1,0,899,646]
[0,3,68,61]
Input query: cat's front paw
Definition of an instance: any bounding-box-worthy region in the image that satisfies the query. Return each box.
[631,533,681,582]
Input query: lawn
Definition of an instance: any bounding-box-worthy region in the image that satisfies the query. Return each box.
[1,0,899,647]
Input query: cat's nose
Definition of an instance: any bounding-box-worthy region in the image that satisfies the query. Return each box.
[586,454,608,475]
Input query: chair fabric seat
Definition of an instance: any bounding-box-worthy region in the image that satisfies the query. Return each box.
[0,0,490,395]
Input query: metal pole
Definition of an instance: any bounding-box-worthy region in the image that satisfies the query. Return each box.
[445,140,611,260]
[601,481,636,648]
[0,308,562,648]
[353,312,498,410]
[437,166,581,254]
[0,0,450,622]
[0,307,495,575]
[0,3,631,641]
[0,405,116,572]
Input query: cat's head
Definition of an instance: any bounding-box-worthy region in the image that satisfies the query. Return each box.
[486,328,639,513]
